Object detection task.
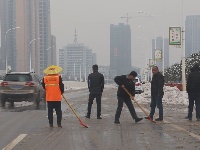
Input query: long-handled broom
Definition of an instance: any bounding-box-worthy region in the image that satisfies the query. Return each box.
[123,87,156,123]
[62,95,89,128]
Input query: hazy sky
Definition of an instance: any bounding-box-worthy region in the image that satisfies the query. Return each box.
[51,0,200,71]
[1,1,199,71]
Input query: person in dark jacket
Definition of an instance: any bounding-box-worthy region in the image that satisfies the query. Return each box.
[145,66,164,121]
[186,64,200,121]
[85,64,104,119]
[114,71,143,124]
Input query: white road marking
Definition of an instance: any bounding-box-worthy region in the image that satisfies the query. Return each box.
[2,134,27,150]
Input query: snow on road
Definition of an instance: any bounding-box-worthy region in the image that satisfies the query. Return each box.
[63,81,189,105]
[135,83,189,105]
[63,81,87,90]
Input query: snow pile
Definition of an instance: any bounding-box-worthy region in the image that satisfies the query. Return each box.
[63,81,87,90]
[163,86,188,105]
[135,83,189,105]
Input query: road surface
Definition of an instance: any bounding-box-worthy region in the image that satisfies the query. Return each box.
[0,87,200,150]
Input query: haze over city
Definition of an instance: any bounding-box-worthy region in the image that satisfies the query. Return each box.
[1,1,200,150]
[51,0,200,70]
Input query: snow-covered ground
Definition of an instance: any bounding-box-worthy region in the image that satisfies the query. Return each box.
[63,81,87,90]
[63,81,117,91]
[135,83,189,105]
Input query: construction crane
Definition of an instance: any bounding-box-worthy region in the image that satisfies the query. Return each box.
[121,13,132,24]
[121,12,154,24]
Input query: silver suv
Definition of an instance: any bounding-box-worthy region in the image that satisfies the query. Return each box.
[0,72,44,107]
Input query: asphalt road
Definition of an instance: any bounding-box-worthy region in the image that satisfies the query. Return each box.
[0,87,200,150]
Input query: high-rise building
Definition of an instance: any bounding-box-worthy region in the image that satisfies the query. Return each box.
[51,35,57,65]
[92,53,97,65]
[152,37,169,71]
[185,15,200,57]
[64,44,93,81]
[58,49,66,73]
[0,0,40,72]
[110,23,132,75]
[60,31,93,81]
[38,0,51,76]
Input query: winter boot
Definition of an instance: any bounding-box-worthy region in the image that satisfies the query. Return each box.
[114,120,120,124]
[97,116,102,119]
[135,117,143,123]
[85,114,90,119]
[155,117,163,121]
[57,124,62,128]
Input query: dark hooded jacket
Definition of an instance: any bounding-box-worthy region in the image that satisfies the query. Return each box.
[186,64,200,93]
[114,75,135,98]
[151,72,164,96]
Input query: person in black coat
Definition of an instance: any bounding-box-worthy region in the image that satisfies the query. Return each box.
[186,64,200,121]
[85,64,104,119]
[114,71,143,124]
[145,66,164,121]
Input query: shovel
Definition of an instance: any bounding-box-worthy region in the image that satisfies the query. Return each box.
[123,87,156,123]
[62,95,89,128]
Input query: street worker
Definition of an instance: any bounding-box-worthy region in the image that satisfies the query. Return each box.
[85,64,104,119]
[42,65,64,128]
[186,64,200,121]
[145,66,164,121]
[114,71,143,124]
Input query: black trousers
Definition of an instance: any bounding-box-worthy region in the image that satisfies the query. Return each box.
[87,93,102,117]
[188,93,200,118]
[47,101,62,125]
[115,96,137,121]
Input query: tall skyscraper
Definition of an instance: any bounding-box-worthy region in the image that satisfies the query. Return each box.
[185,15,200,57]
[0,0,40,72]
[51,35,57,65]
[38,0,51,76]
[152,37,169,71]
[0,0,53,75]
[110,23,132,75]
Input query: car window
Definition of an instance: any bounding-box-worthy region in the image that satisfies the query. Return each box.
[4,74,32,82]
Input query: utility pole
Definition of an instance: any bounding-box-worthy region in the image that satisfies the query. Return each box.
[181,0,186,91]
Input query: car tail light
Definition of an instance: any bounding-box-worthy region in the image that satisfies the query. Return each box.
[25,82,35,87]
[1,82,8,86]
[135,83,141,86]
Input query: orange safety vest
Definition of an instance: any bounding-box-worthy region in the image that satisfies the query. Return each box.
[44,74,62,101]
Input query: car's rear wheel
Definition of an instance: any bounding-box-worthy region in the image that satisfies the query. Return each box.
[10,101,14,107]
[0,95,6,107]
[35,93,40,106]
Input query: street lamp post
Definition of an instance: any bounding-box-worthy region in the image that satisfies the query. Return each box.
[181,0,186,91]
[73,59,82,81]
[138,25,157,79]
[29,38,41,72]
[79,62,87,82]
[80,63,82,82]
[5,27,20,73]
